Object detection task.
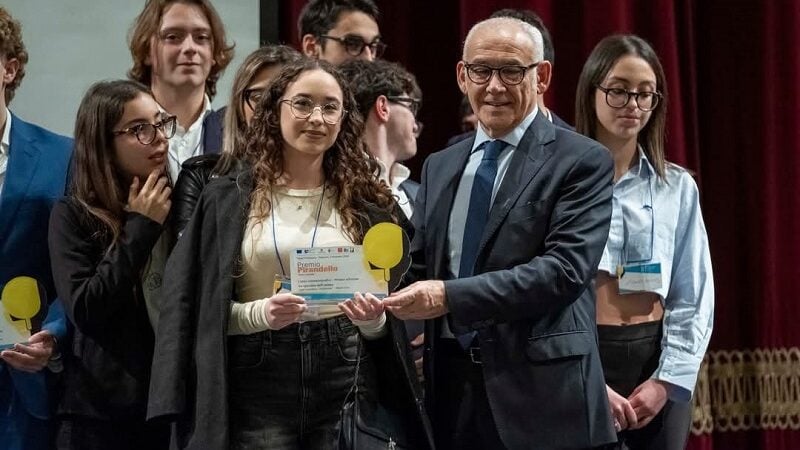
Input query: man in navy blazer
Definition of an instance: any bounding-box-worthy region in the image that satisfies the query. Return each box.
[0,7,73,449]
[385,17,617,449]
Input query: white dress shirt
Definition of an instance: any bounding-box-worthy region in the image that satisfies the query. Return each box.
[160,96,212,182]
[378,159,413,219]
[0,108,12,197]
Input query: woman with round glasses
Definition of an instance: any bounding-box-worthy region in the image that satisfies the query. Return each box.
[171,45,302,237]
[48,80,174,449]
[149,59,431,449]
[575,35,714,449]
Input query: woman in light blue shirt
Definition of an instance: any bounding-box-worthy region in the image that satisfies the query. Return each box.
[575,34,714,449]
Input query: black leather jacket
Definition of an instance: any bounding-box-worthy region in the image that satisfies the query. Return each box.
[170,153,222,240]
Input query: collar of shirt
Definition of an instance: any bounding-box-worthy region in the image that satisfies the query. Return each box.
[157,94,212,134]
[619,145,655,185]
[376,158,411,191]
[1,107,11,157]
[471,105,539,153]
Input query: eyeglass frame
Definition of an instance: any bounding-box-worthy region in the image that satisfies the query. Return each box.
[462,61,540,86]
[386,96,423,138]
[318,34,387,58]
[243,87,265,111]
[595,85,662,112]
[112,114,177,145]
[386,96,421,117]
[279,98,348,125]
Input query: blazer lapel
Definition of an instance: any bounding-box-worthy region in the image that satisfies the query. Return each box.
[428,139,472,279]
[0,118,41,240]
[477,114,556,255]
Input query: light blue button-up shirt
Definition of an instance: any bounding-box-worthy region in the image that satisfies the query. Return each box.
[598,149,714,402]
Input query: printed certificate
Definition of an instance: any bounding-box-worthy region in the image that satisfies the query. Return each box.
[290,246,389,304]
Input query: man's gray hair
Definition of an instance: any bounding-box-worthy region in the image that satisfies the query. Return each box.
[462,17,544,61]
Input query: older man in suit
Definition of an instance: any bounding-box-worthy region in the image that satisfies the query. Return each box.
[384,17,617,450]
[0,7,72,449]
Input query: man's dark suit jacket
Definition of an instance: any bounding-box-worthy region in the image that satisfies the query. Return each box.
[412,112,617,449]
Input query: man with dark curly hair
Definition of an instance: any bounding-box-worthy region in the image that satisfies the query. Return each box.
[127,0,234,181]
[299,0,384,66]
[0,6,73,450]
[339,59,421,220]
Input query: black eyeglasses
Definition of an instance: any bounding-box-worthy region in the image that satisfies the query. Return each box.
[244,87,265,111]
[463,62,539,85]
[387,96,423,137]
[280,97,347,125]
[596,85,662,112]
[113,115,177,145]
[319,35,387,58]
[386,96,421,117]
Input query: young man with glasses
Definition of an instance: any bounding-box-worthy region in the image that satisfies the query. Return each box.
[383,17,617,450]
[339,59,422,221]
[299,0,385,66]
[0,7,73,450]
[128,0,234,181]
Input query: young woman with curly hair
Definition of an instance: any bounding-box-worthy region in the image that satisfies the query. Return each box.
[148,59,432,450]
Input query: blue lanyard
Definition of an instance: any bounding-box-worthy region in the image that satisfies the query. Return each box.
[271,184,327,277]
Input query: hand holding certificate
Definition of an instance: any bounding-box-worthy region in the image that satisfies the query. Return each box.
[289,223,411,305]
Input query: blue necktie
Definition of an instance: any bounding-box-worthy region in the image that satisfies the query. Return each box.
[453,139,505,348]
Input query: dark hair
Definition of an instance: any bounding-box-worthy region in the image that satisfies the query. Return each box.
[490,8,554,64]
[575,34,668,179]
[241,59,395,243]
[298,0,379,40]
[0,7,28,104]
[71,80,152,245]
[337,59,421,118]
[128,0,235,99]
[216,45,303,175]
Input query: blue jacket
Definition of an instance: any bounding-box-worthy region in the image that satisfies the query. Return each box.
[0,114,72,425]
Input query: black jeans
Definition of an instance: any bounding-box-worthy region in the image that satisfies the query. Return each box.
[598,321,692,450]
[55,415,168,450]
[228,315,377,450]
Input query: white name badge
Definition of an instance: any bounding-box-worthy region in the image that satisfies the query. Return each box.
[617,262,662,294]
[290,246,388,305]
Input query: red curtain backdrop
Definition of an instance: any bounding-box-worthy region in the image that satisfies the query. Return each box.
[281,1,800,449]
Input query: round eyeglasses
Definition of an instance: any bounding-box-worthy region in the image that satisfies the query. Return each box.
[113,115,177,145]
[463,62,539,85]
[319,35,387,58]
[281,98,346,125]
[595,85,662,112]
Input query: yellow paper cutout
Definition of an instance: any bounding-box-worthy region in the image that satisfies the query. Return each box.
[2,276,42,334]
[363,222,404,282]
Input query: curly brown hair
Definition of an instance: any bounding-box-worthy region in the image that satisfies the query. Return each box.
[0,7,28,104]
[239,59,396,243]
[127,0,234,99]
